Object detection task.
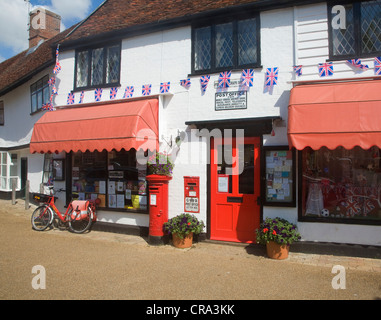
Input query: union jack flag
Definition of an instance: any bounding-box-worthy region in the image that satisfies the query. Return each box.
[123,86,134,99]
[293,65,302,77]
[49,77,57,95]
[94,88,103,102]
[47,176,54,186]
[218,71,231,88]
[53,47,61,74]
[160,82,170,94]
[67,92,75,105]
[142,84,151,96]
[375,57,381,75]
[318,62,334,77]
[79,91,85,104]
[42,103,54,111]
[180,78,191,88]
[347,59,368,70]
[241,69,254,87]
[110,87,118,100]
[265,67,279,87]
[343,197,361,217]
[363,199,375,216]
[200,75,210,92]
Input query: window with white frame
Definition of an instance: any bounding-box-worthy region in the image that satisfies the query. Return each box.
[0,152,7,190]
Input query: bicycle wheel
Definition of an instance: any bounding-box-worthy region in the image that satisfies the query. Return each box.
[31,205,52,231]
[68,207,93,234]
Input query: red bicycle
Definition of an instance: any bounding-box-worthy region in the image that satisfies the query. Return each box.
[31,188,99,234]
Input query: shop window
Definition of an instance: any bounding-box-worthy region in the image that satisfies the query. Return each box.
[71,150,148,213]
[30,75,50,113]
[301,147,381,224]
[75,43,121,90]
[42,154,53,185]
[192,15,260,74]
[328,1,381,59]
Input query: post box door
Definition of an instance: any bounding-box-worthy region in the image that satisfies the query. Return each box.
[184,177,200,213]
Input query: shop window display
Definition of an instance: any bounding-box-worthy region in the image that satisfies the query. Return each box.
[301,147,381,222]
[71,149,148,213]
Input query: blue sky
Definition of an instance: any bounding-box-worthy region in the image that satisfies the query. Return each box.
[0,0,105,63]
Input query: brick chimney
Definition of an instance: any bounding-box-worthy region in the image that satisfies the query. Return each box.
[29,8,61,48]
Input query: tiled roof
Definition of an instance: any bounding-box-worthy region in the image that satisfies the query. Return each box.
[61,0,263,44]
[0,26,75,95]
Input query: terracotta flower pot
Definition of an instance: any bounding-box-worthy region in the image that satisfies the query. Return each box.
[172,232,193,249]
[266,241,290,260]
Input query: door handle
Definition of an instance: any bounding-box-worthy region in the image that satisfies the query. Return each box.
[256,196,262,206]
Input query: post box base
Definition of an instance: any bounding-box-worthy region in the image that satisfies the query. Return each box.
[148,234,169,246]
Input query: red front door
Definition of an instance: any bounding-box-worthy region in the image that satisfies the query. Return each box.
[210,137,261,243]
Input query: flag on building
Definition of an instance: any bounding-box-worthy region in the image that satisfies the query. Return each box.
[110,87,118,100]
[53,46,61,74]
[293,65,302,77]
[218,71,231,88]
[200,75,210,92]
[318,62,334,77]
[180,78,191,88]
[347,59,368,70]
[79,91,85,104]
[160,82,170,94]
[375,57,381,75]
[94,88,103,102]
[42,103,54,111]
[241,69,254,87]
[265,67,279,87]
[142,84,151,96]
[123,86,134,99]
[67,92,75,105]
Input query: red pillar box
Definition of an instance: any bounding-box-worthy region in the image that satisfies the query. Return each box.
[146,174,172,245]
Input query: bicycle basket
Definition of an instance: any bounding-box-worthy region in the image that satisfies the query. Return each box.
[32,193,56,203]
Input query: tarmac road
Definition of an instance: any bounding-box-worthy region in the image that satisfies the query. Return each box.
[0,199,380,302]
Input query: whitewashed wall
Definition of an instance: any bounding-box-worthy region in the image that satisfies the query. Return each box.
[0,68,51,193]
[51,3,380,245]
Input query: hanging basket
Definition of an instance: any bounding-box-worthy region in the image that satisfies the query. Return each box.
[266,241,290,260]
[172,232,193,249]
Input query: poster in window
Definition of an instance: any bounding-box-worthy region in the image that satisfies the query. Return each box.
[263,147,296,207]
[53,159,65,181]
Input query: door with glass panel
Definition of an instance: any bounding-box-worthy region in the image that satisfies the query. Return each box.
[210,137,261,243]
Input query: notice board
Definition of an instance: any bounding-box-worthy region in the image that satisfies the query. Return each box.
[263,146,296,207]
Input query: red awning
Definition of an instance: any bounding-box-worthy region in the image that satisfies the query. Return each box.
[288,80,381,150]
[30,99,159,154]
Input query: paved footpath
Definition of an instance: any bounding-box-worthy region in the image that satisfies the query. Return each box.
[0,200,380,301]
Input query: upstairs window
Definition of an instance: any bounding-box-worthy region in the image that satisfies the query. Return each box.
[0,101,4,125]
[30,75,50,113]
[192,15,260,74]
[328,1,381,59]
[75,43,121,90]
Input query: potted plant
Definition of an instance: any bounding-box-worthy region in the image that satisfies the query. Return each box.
[256,217,301,260]
[147,152,174,177]
[164,213,205,248]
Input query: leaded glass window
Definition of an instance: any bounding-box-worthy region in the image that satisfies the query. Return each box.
[329,1,381,59]
[75,43,121,90]
[193,15,260,73]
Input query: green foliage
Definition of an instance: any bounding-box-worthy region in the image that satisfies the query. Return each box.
[164,213,205,239]
[256,217,301,246]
